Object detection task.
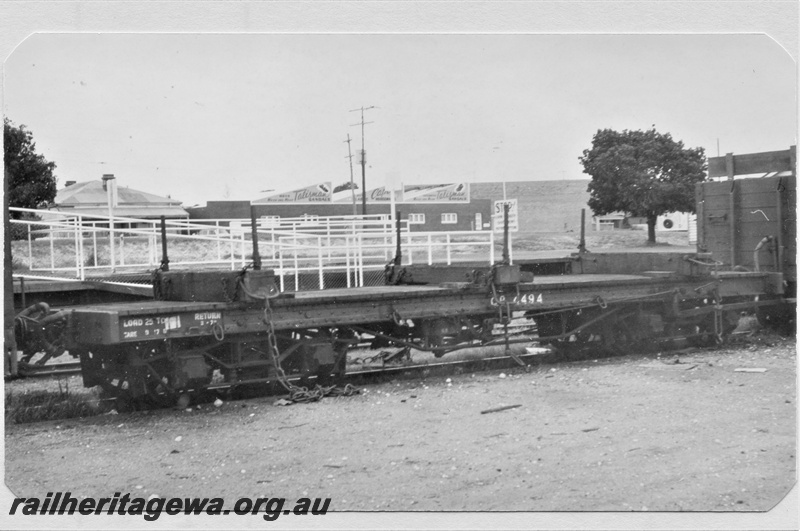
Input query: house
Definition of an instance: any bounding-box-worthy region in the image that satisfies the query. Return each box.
[592,213,629,231]
[50,175,188,228]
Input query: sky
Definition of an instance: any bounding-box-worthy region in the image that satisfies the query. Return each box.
[3,33,796,207]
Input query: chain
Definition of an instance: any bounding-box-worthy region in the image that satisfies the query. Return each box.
[262,296,292,391]
[262,297,358,403]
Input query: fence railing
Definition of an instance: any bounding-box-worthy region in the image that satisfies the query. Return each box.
[9,208,508,291]
[182,214,407,237]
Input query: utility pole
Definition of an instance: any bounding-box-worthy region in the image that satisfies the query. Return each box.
[350,106,376,216]
[344,134,357,216]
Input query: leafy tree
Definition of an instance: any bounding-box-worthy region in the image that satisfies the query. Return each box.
[579,127,706,244]
[333,181,358,194]
[4,118,57,219]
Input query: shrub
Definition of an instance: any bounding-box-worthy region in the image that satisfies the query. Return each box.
[5,381,104,424]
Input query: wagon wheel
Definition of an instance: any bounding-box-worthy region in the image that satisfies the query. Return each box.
[329,328,359,383]
[90,345,177,411]
[330,343,349,383]
[95,370,143,412]
[561,330,597,359]
[681,303,741,347]
[600,311,642,355]
[534,311,591,359]
[533,313,565,345]
[685,314,717,347]
[98,372,177,410]
[756,300,796,336]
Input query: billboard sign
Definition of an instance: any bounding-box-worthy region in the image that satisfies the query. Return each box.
[403,183,470,203]
[256,183,332,204]
[335,186,393,203]
[493,199,519,232]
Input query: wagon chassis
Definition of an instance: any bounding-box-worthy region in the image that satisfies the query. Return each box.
[15,262,771,408]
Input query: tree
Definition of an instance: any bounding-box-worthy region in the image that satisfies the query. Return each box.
[579,127,706,244]
[4,118,57,219]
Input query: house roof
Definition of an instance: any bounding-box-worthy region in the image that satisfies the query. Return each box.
[52,180,188,218]
[51,206,189,219]
[56,180,184,207]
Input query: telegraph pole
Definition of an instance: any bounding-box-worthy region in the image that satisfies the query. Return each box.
[350,106,376,216]
[344,134,357,216]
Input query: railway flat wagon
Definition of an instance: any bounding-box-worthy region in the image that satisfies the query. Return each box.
[15,245,781,407]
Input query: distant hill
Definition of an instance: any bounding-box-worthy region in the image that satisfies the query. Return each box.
[471,180,591,232]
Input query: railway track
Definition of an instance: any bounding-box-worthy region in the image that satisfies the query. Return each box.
[9,332,681,385]
[15,361,82,379]
[12,348,541,382]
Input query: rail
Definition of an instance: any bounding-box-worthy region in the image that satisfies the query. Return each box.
[9,208,507,291]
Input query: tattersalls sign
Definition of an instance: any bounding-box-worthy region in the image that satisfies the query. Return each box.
[256,183,332,203]
[402,183,470,203]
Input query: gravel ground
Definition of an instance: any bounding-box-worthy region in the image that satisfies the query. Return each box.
[3,335,797,529]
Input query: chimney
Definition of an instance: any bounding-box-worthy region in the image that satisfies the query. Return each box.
[102,174,118,207]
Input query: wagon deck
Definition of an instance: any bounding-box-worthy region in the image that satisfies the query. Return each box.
[66,269,779,347]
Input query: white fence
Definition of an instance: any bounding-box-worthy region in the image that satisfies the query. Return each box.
[9,208,508,291]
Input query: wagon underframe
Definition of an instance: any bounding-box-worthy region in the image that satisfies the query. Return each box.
[53,268,783,408]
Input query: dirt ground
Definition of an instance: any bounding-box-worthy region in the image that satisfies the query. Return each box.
[3,335,796,528]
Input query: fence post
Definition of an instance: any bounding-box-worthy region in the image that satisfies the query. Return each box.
[150,222,157,266]
[268,228,274,260]
[345,235,352,288]
[27,223,33,272]
[318,236,324,290]
[216,221,222,261]
[73,218,81,278]
[427,233,432,265]
[109,220,116,273]
[358,233,364,287]
[119,233,125,267]
[147,223,153,266]
[49,226,55,272]
[326,218,332,261]
[489,231,495,264]
[229,228,235,271]
[93,225,98,268]
[240,231,246,268]
[278,246,285,292]
[77,217,85,280]
[293,240,299,292]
